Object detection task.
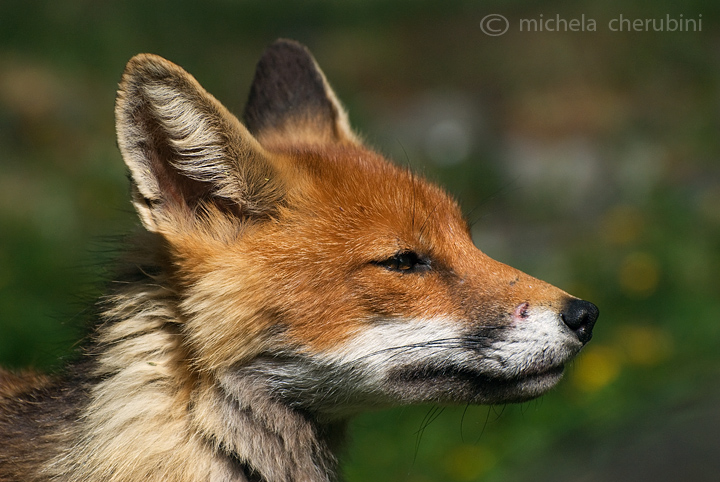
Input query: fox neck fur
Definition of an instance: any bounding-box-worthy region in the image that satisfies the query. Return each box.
[65,260,345,482]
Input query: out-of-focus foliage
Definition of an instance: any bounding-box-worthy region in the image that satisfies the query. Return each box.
[1,1,718,480]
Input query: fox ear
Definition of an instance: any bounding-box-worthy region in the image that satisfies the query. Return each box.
[243,39,359,147]
[115,54,283,233]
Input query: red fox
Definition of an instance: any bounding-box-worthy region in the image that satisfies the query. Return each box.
[0,39,597,481]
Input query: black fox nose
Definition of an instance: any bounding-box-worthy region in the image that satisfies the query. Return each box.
[561,299,599,344]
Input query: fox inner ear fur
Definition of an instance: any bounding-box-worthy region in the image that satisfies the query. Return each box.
[115,54,283,233]
[243,39,359,147]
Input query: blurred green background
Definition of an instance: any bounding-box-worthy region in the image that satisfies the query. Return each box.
[1,1,719,481]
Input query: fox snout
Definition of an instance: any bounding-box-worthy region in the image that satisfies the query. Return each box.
[560,298,599,344]
[512,298,598,345]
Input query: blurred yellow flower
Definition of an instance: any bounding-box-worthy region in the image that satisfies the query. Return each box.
[618,251,661,298]
[617,324,673,366]
[571,344,622,392]
[443,444,497,481]
[571,324,673,394]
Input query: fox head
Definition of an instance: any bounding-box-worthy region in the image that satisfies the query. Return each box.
[115,39,597,419]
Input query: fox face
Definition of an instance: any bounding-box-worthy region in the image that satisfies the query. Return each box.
[116,40,597,421]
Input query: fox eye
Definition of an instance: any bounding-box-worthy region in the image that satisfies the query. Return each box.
[376,251,430,273]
